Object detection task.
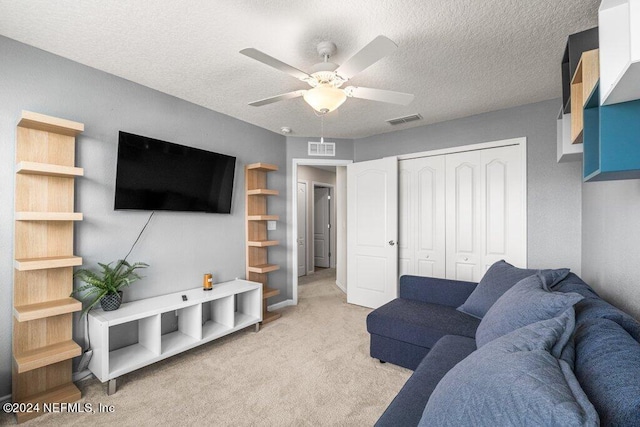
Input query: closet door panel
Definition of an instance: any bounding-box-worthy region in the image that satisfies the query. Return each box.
[398,156,445,279]
[398,168,412,277]
[415,157,446,278]
[481,145,526,271]
[446,151,482,282]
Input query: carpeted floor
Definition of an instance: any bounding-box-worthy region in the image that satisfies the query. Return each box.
[3,269,410,426]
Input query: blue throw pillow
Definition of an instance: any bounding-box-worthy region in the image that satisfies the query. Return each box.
[573,318,640,426]
[419,308,599,427]
[476,272,582,349]
[457,260,569,319]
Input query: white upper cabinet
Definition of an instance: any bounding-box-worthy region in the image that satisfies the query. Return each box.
[600,0,640,105]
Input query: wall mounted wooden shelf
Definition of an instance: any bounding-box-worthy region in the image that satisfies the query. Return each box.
[14,298,82,322]
[12,110,84,422]
[570,49,599,144]
[247,163,278,172]
[247,214,280,221]
[245,162,282,324]
[247,240,280,247]
[247,189,279,196]
[15,256,83,271]
[248,264,280,274]
[16,161,84,177]
[17,110,84,136]
[15,212,83,221]
[15,340,82,374]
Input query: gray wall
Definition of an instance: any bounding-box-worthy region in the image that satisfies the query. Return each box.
[0,36,286,397]
[582,180,640,320]
[355,99,583,274]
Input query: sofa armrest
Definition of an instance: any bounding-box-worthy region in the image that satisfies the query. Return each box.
[399,275,477,308]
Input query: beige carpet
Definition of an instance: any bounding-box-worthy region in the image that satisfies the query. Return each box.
[3,269,410,426]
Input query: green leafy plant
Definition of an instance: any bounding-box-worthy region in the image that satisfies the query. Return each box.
[71,260,149,316]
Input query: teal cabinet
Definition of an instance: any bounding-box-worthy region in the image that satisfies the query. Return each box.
[583,82,640,181]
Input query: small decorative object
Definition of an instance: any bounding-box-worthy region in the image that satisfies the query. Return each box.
[203,273,213,291]
[72,260,149,315]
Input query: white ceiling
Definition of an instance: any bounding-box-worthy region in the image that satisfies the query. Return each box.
[0,0,599,139]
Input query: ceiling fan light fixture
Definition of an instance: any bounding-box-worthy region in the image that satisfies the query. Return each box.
[303,84,347,114]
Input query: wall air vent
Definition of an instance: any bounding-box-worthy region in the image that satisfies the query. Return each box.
[308,141,336,157]
[386,114,423,125]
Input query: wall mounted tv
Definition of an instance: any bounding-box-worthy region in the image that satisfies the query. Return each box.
[114,132,236,213]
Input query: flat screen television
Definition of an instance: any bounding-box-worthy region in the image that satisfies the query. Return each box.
[114,132,236,213]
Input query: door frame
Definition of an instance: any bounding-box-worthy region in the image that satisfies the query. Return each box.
[311,182,335,271]
[398,137,528,267]
[292,159,352,305]
[297,180,308,277]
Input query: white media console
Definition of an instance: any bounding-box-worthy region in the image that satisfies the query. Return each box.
[88,279,262,394]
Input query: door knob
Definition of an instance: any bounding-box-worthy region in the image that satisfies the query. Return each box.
[388,240,396,246]
[425,255,430,259]
[464,257,469,261]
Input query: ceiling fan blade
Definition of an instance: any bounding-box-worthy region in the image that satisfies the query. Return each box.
[335,35,398,80]
[240,48,310,81]
[248,90,307,107]
[344,86,414,105]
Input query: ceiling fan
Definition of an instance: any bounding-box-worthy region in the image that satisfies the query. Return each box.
[240,35,414,115]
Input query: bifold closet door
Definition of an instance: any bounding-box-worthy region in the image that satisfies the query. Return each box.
[399,156,446,278]
[445,145,525,282]
[445,151,482,281]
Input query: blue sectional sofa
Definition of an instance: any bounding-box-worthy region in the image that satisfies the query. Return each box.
[367,269,640,426]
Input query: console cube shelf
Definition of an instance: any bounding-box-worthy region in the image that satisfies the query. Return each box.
[88,279,262,384]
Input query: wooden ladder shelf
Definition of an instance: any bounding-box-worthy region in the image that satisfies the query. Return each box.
[12,111,84,423]
[245,163,282,324]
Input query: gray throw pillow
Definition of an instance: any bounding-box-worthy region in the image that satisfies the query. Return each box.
[476,272,583,348]
[457,260,569,319]
[419,308,599,427]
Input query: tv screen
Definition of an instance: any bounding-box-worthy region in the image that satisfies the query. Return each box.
[114,132,236,213]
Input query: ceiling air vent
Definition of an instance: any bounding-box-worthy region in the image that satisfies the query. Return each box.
[386,114,423,126]
[308,141,336,157]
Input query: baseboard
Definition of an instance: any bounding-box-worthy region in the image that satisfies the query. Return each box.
[268,299,294,311]
[335,280,346,294]
[0,393,11,404]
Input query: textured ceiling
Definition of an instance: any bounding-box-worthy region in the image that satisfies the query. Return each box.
[0,0,599,138]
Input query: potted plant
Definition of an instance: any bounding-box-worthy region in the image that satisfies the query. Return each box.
[72,259,149,315]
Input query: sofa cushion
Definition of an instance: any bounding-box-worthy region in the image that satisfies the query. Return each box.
[554,273,640,341]
[457,260,539,319]
[367,298,480,350]
[574,317,640,426]
[419,308,599,427]
[476,273,583,348]
[375,335,476,427]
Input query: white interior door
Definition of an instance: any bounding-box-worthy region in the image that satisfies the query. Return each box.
[314,187,330,268]
[480,145,526,270]
[445,151,482,281]
[347,157,398,308]
[399,156,446,278]
[297,181,307,277]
